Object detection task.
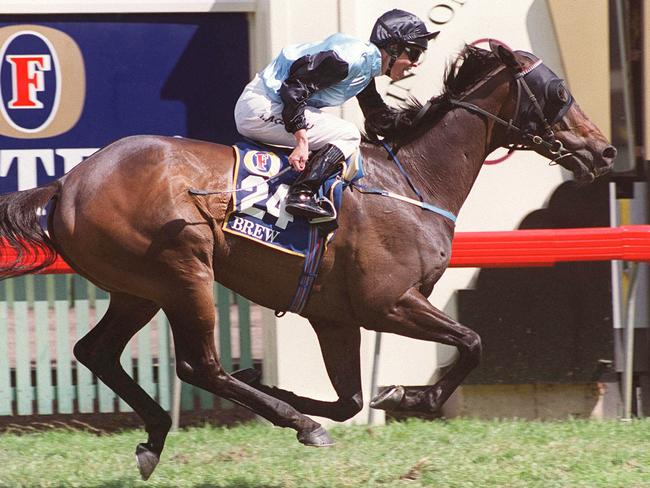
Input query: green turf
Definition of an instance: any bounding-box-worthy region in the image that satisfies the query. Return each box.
[1,418,650,487]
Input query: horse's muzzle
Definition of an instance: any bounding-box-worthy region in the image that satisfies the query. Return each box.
[598,145,617,174]
[566,142,617,182]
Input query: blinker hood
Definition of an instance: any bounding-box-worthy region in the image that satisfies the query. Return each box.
[515,51,574,130]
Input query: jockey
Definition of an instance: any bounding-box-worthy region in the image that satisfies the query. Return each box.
[234,9,438,219]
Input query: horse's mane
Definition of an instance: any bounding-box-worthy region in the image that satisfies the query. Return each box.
[363,45,500,146]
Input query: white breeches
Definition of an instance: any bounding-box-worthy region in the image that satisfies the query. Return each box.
[234,75,361,158]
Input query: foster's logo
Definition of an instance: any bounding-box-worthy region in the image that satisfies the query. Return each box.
[243,150,281,177]
[253,153,272,172]
[0,25,85,139]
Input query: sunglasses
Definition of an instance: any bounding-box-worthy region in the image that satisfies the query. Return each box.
[402,45,425,63]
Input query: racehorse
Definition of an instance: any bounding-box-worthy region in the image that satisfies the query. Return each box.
[0,42,615,480]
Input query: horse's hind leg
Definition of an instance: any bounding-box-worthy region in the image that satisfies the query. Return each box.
[365,287,481,414]
[72,292,169,480]
[163,280,334,447]
[234,319,363,422]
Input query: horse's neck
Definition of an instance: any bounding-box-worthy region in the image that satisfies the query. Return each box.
[401,94,507,215]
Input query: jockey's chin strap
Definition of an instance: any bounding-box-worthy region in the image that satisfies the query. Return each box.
[421,60,574,165]
[385,55,398,77]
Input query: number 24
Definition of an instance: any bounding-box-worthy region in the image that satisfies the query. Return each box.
[237,175,294,230]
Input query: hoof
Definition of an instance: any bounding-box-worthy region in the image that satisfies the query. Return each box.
[370,385,405,411]
[297,426,335,447]
[135,443,160,481]
[232,367,262,385]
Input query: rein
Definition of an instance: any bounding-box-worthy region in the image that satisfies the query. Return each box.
[420,58,575,165]
[356,54,575,225]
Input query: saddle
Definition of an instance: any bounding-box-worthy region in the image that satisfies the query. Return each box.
[222,139,363,257]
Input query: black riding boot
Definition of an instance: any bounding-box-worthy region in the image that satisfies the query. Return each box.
[285,144,345,219]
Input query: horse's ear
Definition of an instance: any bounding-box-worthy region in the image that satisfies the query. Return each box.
[489,40,522,70]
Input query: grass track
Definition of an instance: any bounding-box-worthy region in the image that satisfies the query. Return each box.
[1,418,650,487]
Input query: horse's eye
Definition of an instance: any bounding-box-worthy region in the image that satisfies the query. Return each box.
[556,83,569,103]
[546,79,569,105]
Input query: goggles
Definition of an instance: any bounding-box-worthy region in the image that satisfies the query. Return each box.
[402,45,425,63]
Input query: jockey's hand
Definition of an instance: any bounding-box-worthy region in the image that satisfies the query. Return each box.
[289,129,309,171]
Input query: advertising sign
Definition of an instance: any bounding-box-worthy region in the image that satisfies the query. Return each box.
[0,13,249,193]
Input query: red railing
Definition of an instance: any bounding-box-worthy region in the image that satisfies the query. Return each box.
[3,225,650,273]
[450,225,650,267]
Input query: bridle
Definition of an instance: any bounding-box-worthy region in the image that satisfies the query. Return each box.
[412,55,575,165]
[363,51,578,226]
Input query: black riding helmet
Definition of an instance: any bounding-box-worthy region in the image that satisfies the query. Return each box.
[371,9,438,74]
[371,9,438,49]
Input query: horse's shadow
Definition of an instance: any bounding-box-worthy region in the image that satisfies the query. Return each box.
[87,480,283,488]
[459,179,614,386]
[192,483,283,488]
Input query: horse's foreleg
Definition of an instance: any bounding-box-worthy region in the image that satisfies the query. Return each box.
[365,287,481,414]
[72,293,169,480]
[234,320,363,422]
[163,280,334,447]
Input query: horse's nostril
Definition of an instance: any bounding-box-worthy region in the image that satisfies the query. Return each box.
[602,145,617,160]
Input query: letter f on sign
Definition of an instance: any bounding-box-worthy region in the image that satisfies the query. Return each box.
[6,55,51,109]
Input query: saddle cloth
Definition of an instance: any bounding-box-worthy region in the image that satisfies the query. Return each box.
[222,140,364,256]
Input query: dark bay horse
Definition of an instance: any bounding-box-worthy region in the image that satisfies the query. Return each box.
[0,43,615,479]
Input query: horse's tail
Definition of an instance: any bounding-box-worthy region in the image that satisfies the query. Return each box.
[0,183,60,279]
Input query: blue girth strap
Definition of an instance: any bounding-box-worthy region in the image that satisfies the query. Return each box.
[353,142,457,224]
